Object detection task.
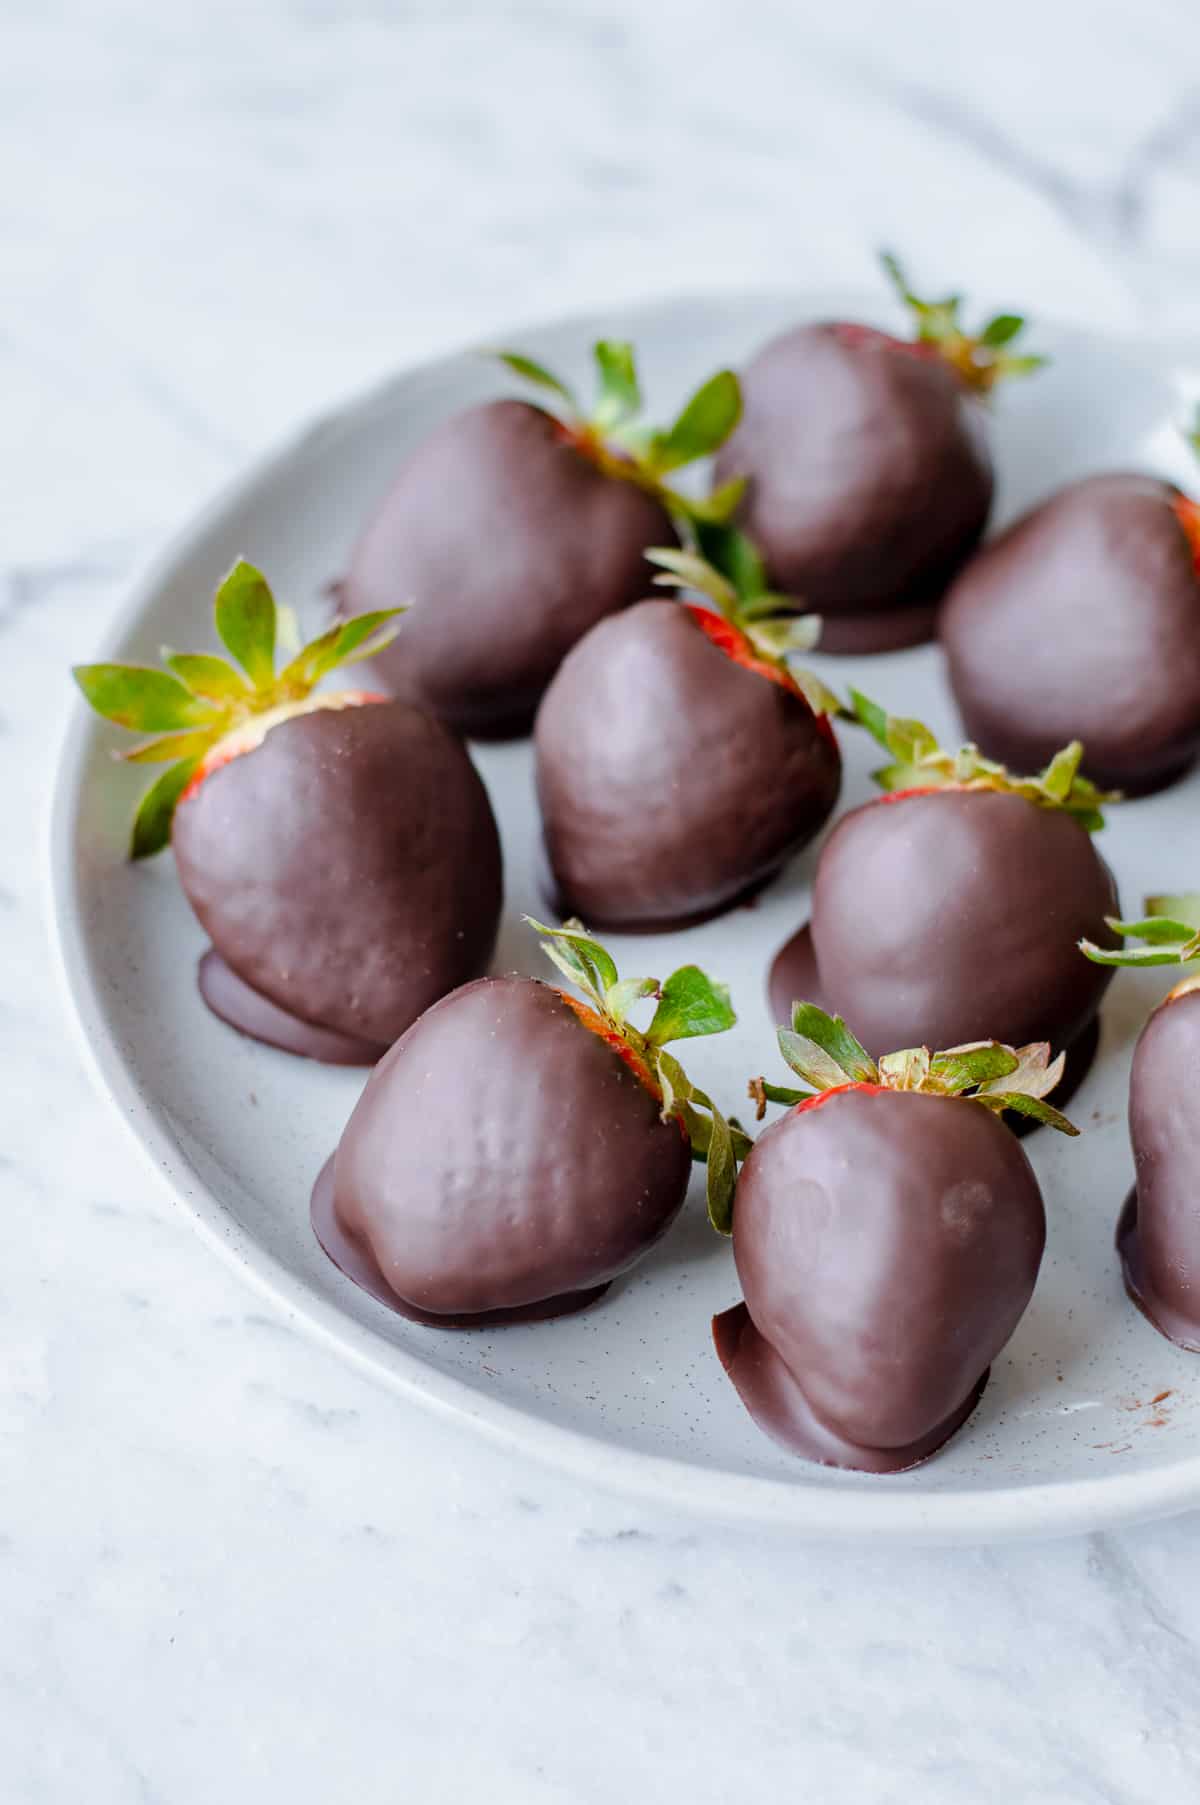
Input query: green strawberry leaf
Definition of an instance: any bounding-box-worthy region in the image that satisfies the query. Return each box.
[693,519,766,600]
[73,664,219,732]
[998,354,1048,378]
[1147,893,1200,932]
[789,1003,878,1085]
[605,976,660,1027]
[703,1102,737,1234]
[1039,741,1083,801]
[120,728,220,765]
[980,313,1025,347]
[1080,939,1200,967]
[846,687,891,750]
[646,966,736,1046]
[279,609,402,689]
[929,1042,1020,1091]
[695,474,746,524]
[526,917,619,1003]
[494,350,578,414]
[130,757,201,859]
[592,340,641,429]
[985,1092,1079,1136]
[651,370,742,474]
[214,560,277,689]
[163,651,251,703]
[746,616,824,659]
[646,547,738,616]
[1108,914,1199,944]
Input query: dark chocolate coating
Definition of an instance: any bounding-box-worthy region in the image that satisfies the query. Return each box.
[173,702,502,1050]
[717,1088,1046,1470]
[327,976,693,1319]
[940,473,1200,792]
[769,789,1118,1057]
[534,600,841,929]
[342,399,675,736]
[1117,983,1200,1350]
[713,324,992,650]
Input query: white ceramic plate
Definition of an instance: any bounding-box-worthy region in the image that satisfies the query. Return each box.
[50,291,1200,1542]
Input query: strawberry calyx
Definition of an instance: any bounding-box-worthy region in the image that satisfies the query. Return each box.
[645,520,843,724]
[847,688,1117,831]
[749,1002,1078,1137]
[1080,893,1200,974]
[73,559,402,858]
[495,341,745,526]
[877,251,1047,395]
[526,917,751,1230]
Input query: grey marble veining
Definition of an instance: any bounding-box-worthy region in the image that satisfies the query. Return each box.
[7,2,1200,1799]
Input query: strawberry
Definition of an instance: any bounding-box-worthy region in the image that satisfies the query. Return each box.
[714,1004,1076,1471]
[533,523,842,930]
[941,436,1200,793]
[768,692,1120,1109]
[711,252,1044,652]
[1082,898,1200,1348]
[338,341,744,738]
[312,920,750,1323]
[73,561,502,1062]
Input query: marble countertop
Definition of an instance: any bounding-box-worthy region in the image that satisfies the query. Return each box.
[8,2,1200,1797]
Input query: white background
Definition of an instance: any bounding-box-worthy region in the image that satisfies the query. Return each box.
[7,3,1200,1798]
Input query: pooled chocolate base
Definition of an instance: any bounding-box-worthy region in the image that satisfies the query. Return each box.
[310,1156,609,1327]
[808,596,940,655]
[713,1303,989,1472]
[198,950,387,1066]
[766,923,1103,1128]
[1115,1189,1200,1353]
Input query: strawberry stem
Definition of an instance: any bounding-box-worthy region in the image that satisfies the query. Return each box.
[879,250,1047,394]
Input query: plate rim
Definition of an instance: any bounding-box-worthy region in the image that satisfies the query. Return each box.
[47,287,1200,1542]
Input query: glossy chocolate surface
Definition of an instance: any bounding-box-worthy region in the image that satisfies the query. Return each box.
[1118,983,1200,1350]
[173,701,502,1051]
[342,398,674,736]
[717,1088,1045,1470]
[769,789,1118,1058]
[534,600,841,929]
[325,976,692,1321]
[713,324,992,650]
[940,473,1200,792]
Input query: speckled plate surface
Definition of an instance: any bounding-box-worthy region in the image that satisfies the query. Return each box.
[49,291,1200,1541]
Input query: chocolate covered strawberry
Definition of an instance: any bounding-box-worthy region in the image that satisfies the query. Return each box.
[534,524,843,930]
[311,920,749,1323]
[339,340,743,737]
[769,693,1120,1105]
[1082,897,1200,1348]
[941,427,1200,792]
[712,253,1044,653]
[74,561,502,1063]
[714,1005,1076,1472]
